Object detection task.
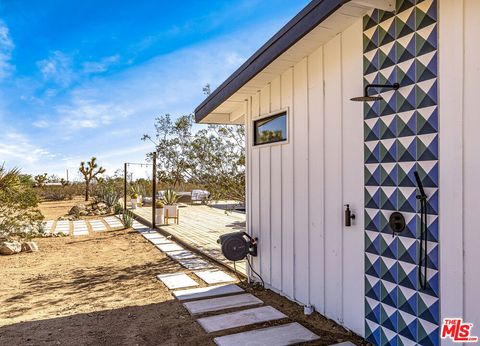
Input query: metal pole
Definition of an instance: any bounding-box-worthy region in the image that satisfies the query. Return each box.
[152,152,157,229]
[124,163,127,211]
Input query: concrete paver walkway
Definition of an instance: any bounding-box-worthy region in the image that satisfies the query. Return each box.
[131,204,246,275]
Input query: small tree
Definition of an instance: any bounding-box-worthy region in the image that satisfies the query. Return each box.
[0,165,43,240]
[34,173,48,187]
[79,157,105,201]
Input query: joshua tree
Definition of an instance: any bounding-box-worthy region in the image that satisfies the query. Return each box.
[34,173,48,187]
[79,157,105,201]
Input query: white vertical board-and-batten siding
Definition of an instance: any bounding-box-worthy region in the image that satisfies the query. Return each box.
[246,20,365,336]
[439,0,480,342]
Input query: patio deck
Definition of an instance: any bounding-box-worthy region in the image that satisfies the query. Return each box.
[131,204,247,275]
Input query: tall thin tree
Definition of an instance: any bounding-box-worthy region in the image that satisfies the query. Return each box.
[79,157,105,201]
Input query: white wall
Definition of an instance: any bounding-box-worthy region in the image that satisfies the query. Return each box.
[245,19,365,335]
[439,0,480,342]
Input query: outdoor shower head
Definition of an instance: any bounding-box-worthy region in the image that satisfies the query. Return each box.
[351,82,400,102]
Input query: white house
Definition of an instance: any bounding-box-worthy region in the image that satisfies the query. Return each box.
[194,1,479,345]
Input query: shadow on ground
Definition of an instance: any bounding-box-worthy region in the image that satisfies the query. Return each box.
[0,301,213,346]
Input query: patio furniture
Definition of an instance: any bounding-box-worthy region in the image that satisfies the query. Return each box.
[191,190,209,204]
[164,207,180,225]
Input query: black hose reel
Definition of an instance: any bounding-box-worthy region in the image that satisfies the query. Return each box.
[218,232,257,261]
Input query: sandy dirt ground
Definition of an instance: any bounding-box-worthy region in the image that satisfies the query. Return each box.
[0,229,367,346]
[38,196,90,220]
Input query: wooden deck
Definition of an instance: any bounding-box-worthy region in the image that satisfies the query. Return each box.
[131,204,247,275]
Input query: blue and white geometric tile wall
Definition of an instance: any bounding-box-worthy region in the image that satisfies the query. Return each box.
[363,0,439,345]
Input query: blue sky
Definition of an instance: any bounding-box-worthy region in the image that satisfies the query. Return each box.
[0,0,308,179]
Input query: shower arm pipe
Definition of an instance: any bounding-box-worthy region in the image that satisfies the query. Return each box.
[364,83,400,96]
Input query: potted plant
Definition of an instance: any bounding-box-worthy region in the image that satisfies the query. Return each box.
[131,193,138,209]
[155,200,164,225]
[162,189,179,220]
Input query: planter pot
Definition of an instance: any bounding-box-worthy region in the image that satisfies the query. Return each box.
[155,208,164,224]
[164,204,178,218]
[131,199,137,209]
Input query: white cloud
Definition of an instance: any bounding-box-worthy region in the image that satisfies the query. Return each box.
[0,131,54,164]
[37,51,74,87]
[82,55,120,74]
[0,20,14,80]
[32,119,49,128]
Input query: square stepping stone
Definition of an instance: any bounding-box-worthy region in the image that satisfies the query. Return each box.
[157,243,184,252]
[156,273,199,290]
[73,220,89,236]
[173,284,244,301]
[42,221,54,233]
[213,322,319,346]
[178,258,212,270]
[150,237,172,245]
[104,217,123,229]
[89,220,107,232]
[198,306,287,333]
[194,270,235,284]
[183,293,262,315]
[54,221,70,235]
[167,250,196,261]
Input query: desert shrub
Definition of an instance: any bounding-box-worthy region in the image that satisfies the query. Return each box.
[35,184,81,201]
[113,203,123,215]
[0,165,44,240]
[121,210,134,228]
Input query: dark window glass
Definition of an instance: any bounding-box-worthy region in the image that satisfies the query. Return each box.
[253,112,287,146]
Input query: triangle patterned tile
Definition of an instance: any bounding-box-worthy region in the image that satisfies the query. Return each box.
[380,186,397,211]
[366,275,382,301]
[380,257,397,284]
[364,11,378,31]
[396,33,416,63]
[381,324,398,346]
[426,215,438,242]
[398,162,417,187]
[379,115,396,140]
[366,229,381,255]
[365,163,381,186]
[396,0,415,14]
[397,260,418,291]
[366,319,382,345]
[398,186,417,213]
[366,186,381,208]
[397,56,416,81]
[380,233,397,259]
[415,51,437,83]
[425,188,438,215]
[397,85,416,113]
[415,23,437,56]
[418,292,439,325]
[416,161,438,187]
[416,81,438,109]
[366,208,381,232]
[398,311,417,343]
[417,106,438,135]
[416,0,437,31]
[366,296,382,323]
[395,6,416,39]
[397,236,417,264]
[380,139,397,163]
[398,286,417,316]
[365,141,381,163]
[416,134,438,161]
[380,279,398,308]
[417,317,439,346]
[366,253,381,277]
[380,162,397,186]
[397,136,416,162]
[365,117,380,141]
[396,110,416,137]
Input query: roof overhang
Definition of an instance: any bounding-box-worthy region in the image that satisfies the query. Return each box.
[194,0,394,124]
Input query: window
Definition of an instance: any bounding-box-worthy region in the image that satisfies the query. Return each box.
[253,111,287,146]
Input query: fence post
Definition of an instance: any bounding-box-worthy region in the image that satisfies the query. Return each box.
[152,152,157,229]
[124,162,127,211]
